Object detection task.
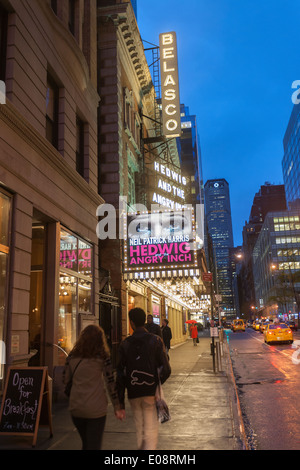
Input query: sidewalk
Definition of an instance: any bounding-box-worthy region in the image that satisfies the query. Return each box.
[0,331,246,451]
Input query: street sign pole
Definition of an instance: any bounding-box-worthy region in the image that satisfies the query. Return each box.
[210,326,219,373]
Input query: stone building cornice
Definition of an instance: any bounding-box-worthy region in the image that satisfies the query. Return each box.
[97,3,155,110]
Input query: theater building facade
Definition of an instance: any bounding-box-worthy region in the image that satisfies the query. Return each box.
[97,1,208,352]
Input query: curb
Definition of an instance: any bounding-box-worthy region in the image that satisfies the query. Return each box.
[223,340,249,450]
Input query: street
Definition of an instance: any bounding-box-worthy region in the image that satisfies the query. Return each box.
[227,326,300,450]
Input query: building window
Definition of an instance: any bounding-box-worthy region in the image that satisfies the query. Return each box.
[127,150,138,209]
[51,0,58,14]
[68,0,76,36]
[0,5,8,81]
[46,75,59,149]
[0,190,11,388]
[76,116,85,178]
[58,228,93,359]
[128,166,136,207]
[134,113,141,151]
[124,88,133,132]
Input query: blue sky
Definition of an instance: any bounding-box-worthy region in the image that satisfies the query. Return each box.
[137,0,300,246]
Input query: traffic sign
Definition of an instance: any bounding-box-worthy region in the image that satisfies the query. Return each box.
[210,327,219,337]
[202,272,213,282]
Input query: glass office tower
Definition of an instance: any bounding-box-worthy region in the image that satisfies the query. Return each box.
[204,179,235,317]
[253,210,300,320]
[282,104,300,209]
[178,104,204,207]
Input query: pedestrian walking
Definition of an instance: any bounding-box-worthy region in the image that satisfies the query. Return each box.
[63,324,125,450]
[161,318,172,355]
[145,313,162,337]
[191,324,198,346]
[116,308,171,450]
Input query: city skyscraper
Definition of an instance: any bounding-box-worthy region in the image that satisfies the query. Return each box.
[282,104,300,209]
[204,179,235,316]
[177,104,204,207]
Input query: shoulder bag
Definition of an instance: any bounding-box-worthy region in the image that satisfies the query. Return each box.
[155,376,171,424]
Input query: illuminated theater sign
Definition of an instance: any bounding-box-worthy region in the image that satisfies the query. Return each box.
[152,161,187,210]
[159,32,181,138]
[123,209,197,272]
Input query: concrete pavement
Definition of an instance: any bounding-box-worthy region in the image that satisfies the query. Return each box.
[0,331,246,451]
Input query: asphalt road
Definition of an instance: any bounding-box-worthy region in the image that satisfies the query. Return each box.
[226,326,300,450]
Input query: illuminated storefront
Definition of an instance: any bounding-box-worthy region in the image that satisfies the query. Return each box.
[0,190,11,388]
[152,294,161,324]
[58,229,93,360]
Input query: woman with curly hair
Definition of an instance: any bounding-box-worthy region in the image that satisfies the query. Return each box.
[63,324,125,450]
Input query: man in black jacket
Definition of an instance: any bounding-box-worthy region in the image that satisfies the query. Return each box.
[116,308,171,450]
[161,319,172,355]
[145,314,162,337]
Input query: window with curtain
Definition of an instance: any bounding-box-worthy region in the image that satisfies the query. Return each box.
[76,116,85,178]
[46,74,59,149]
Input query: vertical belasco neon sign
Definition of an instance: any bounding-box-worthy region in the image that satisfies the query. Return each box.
[159,32,181,138]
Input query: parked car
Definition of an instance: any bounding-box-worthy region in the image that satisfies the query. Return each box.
[259,322,269,333]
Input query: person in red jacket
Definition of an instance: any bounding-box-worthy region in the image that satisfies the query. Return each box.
[191,324,198,346]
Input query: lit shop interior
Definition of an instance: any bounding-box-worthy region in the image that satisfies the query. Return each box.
[124,269,211,344]
[57,229,93,360]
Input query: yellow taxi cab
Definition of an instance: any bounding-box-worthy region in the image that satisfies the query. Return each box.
[232,319,245,332]
[264,323,293,345]
[253,321,261,331]
[259,322,269,333]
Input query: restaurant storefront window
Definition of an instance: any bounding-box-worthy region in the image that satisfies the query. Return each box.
[0,190,11,388]
[58,228,93,360]
[152,294,161,325]
[28,224,46,366]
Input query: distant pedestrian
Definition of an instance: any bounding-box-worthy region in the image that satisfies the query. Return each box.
[161,319,172,355]
[145,313,162,337]
[191,324,198,346]
[117,308,171,450]
[63,325,125,450]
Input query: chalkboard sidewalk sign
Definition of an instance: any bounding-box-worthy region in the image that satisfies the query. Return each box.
[0,366,53,447]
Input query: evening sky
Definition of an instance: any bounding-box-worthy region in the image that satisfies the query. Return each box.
[137,0,300,246]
